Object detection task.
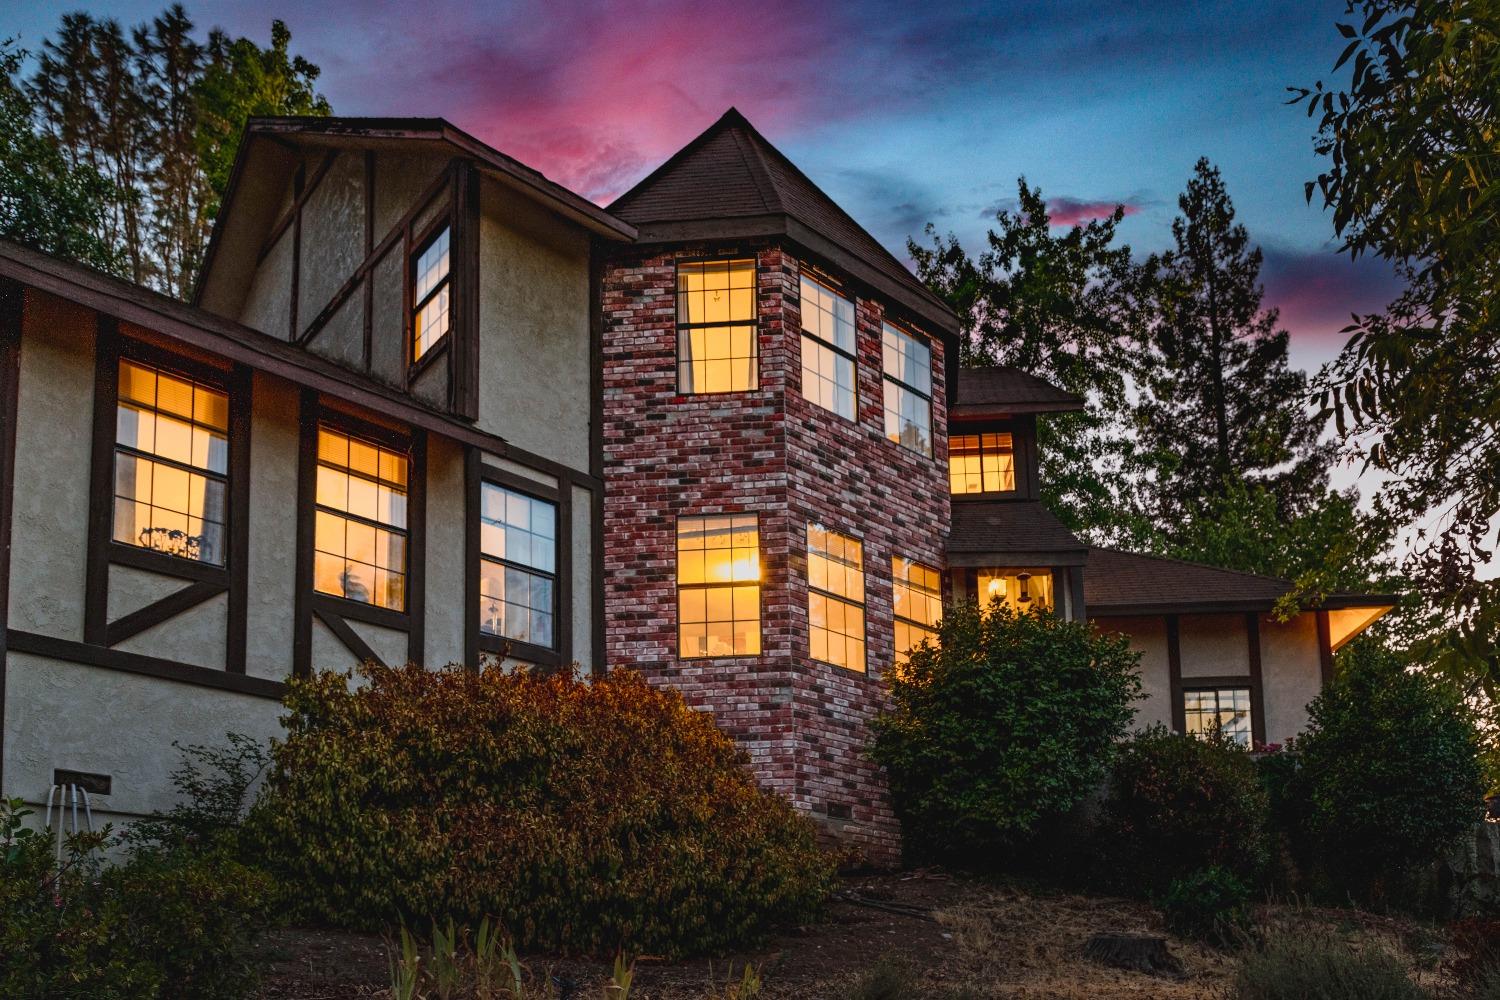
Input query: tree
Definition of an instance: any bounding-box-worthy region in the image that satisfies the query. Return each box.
[0,40,120,273]
[869,600,1141,864]
[910,180,1149,542]
[1292,638,1483,906]
[1133,160,1333,538]
[1293,1,1500,692]
[194,19,331,211]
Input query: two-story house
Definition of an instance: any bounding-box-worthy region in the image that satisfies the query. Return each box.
[0,108,1395,864]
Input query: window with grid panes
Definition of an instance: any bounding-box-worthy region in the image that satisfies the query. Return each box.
[807,523,865,671]
[949,432,1016,493]
[412,226,450,362]
[892,557,942,666]
[799,274,857,420]
[882,323,932,455]
[1184,687,1253,747]
[677,514,761,657]
[479,483,557,648]
[313,427,409,611]
[677,259,757,392]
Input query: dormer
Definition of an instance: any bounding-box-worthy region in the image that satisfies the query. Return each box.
[947,366,1084,501]
[193,117,635,438]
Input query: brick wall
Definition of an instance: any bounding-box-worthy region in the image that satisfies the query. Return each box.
[601,242,950,865]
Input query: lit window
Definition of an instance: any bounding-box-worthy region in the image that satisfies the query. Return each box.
[808,523,865,671]
[949,432,1016,493]
[313,426,409,611]
[882,324,932,455]
[799,274,857,420]
[678,515,761,658]
[1184,687,1253,747]
[977,568,1053,613]
[480,483,556,648]
[678,260,757,392]
[112,358,229,564]
[892,557,942,667]
[412,226,450,362]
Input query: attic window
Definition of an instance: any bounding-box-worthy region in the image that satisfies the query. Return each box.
[411,226,451,363]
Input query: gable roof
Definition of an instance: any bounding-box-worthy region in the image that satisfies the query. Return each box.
[953,366,1086,417]
[947,500,1088,566]
[608,108,959,337]
[1084,547,1398,616]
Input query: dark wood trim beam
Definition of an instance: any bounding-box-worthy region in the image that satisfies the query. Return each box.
[557,473,573,668]
[84,318,120,647]
[1180,674,1258,688]
[312,606,384,668]
[589,482,604,676]
[106,543,228,583]
[1166,614,1184,733]
[1316,609,1334,687]
[292,388,318,677]
[452,161,480,419]
[463,447,481,671]
[104,579,226,648]
[1246,612,1267,748]
[406,430,427,665]
[361,150,375,370]
[289,161,305,341]
[9,630,285,699]
[257,151,338,265]
[225,364,252,672]
[0,279,23,791]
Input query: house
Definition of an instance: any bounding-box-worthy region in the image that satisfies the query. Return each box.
[0,109,1393,863]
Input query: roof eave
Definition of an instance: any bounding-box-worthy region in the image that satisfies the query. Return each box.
[950,401,1087,418]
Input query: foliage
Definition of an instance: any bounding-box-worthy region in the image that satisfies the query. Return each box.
[1160,866,1253,948]
[0,40,121,273]
[124,731,269,856]
[0,798,274,1000]
[251,663,833,958]
[1132,159,1333,542]
[1292,638,1483,906]
[1444,918,1500,994]
[1293,0,1500,693]
[1230,930,1425,1000]
[1095,725,1270,895]
[909,179,1148,542]
[21,8,330,297]
[869,600,1141,864]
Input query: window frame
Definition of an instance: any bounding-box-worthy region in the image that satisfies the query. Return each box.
[476,471,563,662]
[1181,684,1255,748]
[675,256,760,395]
[881,321,934,456]
[891,556,942,667]
[797,271,859,422]
[406,214,454,379]
[948,425,1020,496]
[675,512,763,661]
[806,520,867,673]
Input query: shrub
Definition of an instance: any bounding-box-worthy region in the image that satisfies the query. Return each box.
[1161,866,1253,947]
[1294,639,1482,907]
[1231,931,1425,1000]
[869,601,1141,864]
[1444,918,1500,994]
[0,797,274,1000]
[251,663,834,958]
[1096,725,1270,895]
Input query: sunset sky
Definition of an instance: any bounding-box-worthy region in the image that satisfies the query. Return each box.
[13,0,1404,373]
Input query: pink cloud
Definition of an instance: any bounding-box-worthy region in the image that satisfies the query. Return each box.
[1046,198,1142,227]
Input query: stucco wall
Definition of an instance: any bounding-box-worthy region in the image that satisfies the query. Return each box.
[476,177,592,470]
[244,374,301,680]
[1259,613,1323,743]
[1093,615,1172,730]
[1178,613,1251,678]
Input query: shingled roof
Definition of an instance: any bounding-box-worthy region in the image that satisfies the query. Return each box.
[947,501,1088,566]
[608,108,959,337]
[952,367,1085,417]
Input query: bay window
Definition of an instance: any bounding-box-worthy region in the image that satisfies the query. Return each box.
[799,274,857,420]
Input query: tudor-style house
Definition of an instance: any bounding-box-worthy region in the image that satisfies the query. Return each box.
[0,108,1395,864]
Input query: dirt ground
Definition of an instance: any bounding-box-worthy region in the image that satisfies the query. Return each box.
[253,870,1442,999]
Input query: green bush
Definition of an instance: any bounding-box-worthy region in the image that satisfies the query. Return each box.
[250,663,834,958]
[1161,866,1253,947]
[1096,725,1270,895]
[1230,931,1424,1000]
[1293,639,1482,907]
[0,798,274,1000]
[869,601,1141,864]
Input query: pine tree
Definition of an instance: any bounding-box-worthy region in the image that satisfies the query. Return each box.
[1133,159,1332,537]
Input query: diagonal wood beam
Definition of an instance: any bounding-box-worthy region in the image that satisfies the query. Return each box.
[105,578,228,647]
[257,151,339,265]
[313,606,385,668]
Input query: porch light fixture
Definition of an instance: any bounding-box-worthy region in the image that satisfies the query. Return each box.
[1016,572,1032,604]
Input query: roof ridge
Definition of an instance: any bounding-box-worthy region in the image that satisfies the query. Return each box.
[729,126,781,215]
[1090,545,1293,587]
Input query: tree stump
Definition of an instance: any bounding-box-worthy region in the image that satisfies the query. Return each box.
[1082,933,1186,979]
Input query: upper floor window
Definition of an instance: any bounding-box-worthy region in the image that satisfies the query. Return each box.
[977,568,1053,613]
[808,523,865,671]
[892,557,941,667]
[314,426,409,611]
[480,483,557,649]
[677,260,757,393]
[412,226,450,363]
[1184,686,1253,747]
[677,514,761,658]
[799,274,856,420]
[113,358,229,565]
[882,323,932,455]
[950,432,1015,494]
